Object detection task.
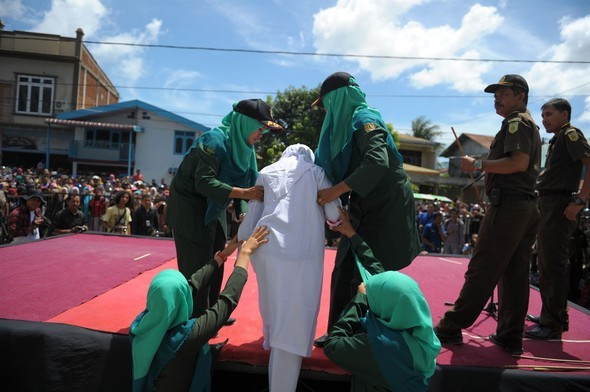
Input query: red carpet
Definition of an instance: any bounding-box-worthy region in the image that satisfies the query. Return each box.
[2,234,589,376]
[0,234,176,322]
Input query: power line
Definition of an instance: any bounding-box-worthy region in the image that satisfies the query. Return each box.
[7,36,590,64]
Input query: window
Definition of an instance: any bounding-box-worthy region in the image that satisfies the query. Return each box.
[15,75,55,115]
[399,149,422,167]
[85,128,125,150]
[174,131,196,155]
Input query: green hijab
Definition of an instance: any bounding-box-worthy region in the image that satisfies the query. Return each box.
[188,103,267,223]
[130,269,211,391]
[365,271,441,378]
[315,85,368,183]
[216,105,267,173]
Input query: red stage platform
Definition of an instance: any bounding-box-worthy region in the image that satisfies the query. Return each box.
[1,233,589,391]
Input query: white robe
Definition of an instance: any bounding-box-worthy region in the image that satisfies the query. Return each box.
[238,144,341,357]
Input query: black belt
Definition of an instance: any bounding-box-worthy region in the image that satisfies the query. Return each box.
[536,189,573,197]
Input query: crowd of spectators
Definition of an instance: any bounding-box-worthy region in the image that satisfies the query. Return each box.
[415,199,484,256]
[415,198,590,309]
[0,165,170,243]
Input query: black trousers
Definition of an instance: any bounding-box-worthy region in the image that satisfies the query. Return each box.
[439,198,538,346]
[537,195,576,331]
[173,222,226,318]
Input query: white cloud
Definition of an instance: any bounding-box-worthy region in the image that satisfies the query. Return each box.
[0,0,26,19]
[32,0,107,37]
[525,15,590,124]
[312,1,503,91]
[90,18,163,83]
[0,0,42,25]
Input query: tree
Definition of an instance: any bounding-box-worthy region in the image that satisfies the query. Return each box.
[411,116,441,141]
[255,85,400,167]
[256,86,324,167]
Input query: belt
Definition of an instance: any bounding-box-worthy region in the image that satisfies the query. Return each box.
[536,189,573,197]
[500,192,536,202]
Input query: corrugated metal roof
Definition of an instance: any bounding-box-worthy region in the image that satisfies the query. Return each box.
[56,99,209,131]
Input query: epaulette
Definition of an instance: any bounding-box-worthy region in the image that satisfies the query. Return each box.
[565,128,579,142]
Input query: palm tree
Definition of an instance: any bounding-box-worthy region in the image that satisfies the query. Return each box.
[411,116,441,141]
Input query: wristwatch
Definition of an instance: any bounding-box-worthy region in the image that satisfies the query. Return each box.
[473,159,483,170]
[574,197,586,206]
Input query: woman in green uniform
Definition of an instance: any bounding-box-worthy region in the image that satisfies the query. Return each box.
[313,72,421,346]
[130,226,270,392]
[166,99,282,317]
[324,208,440,392]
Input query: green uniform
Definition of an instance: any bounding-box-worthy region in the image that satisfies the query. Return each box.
[437,110,541,348]
[325,235,434,392]
[328,125,421,329]
[535,124,590,331]
[167,144,235,317]
[155,262,247,391]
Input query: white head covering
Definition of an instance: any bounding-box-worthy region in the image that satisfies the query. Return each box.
[262,144,316,199]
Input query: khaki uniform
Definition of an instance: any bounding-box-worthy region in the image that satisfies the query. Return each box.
[327,126,421,329]
[535,124,590,331]
[438,110,541,347]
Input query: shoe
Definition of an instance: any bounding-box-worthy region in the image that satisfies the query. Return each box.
[313,334,329,348]
[434,326,463,345]
[224,317,236,326]
[526,314,540,324]
[526,314,568,332]
[489,334,523,356]
[524,325,562,340]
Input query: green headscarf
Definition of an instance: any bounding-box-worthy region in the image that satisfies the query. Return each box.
[130,269,211,392]
[186,103,267,224]
[365,271,441,381]
[315,85,400,183]
[315,85,367,183]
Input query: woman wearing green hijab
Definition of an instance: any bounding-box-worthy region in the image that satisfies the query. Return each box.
[167,99,282,317]
[130,226,270,392]
[313,72,421,347]
[324,208,440,392]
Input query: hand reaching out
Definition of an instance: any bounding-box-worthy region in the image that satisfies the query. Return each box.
[329,206,356,238]
[235,226,270,270]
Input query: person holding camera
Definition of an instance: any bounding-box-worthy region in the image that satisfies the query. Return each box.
[131,193,159,236]
[434,75,541,356]
[102,191,132,235]
[7,188,46,243]
[52,193,88,235]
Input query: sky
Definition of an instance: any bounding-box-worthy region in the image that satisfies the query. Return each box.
[1,0,590,157]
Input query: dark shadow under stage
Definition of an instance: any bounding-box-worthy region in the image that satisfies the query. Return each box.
[1,233,589,391]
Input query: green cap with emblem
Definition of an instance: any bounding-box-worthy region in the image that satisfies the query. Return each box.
[484,74,529,93]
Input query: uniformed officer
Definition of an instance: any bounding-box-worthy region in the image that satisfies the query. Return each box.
[526,98,590,340]
[166,99,283,317]
[434,74,541,355]
[312,72,421,347]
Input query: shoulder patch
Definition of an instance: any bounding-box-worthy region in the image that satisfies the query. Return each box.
[566,129,579,142]
[508,122,519,134]
[204,145,216,155]
[508,118,520,123]
[364,122,377,132]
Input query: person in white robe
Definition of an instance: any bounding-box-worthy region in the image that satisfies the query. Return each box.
[238,144,341,392]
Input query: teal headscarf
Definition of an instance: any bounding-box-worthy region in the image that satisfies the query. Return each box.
[130,269,211,392]
[186,103,266,224]
[314,84,400,184]
[362,270,441,391]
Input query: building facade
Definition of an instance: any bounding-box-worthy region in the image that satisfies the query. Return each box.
[0,25,118,170]
[56,100,209,184]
